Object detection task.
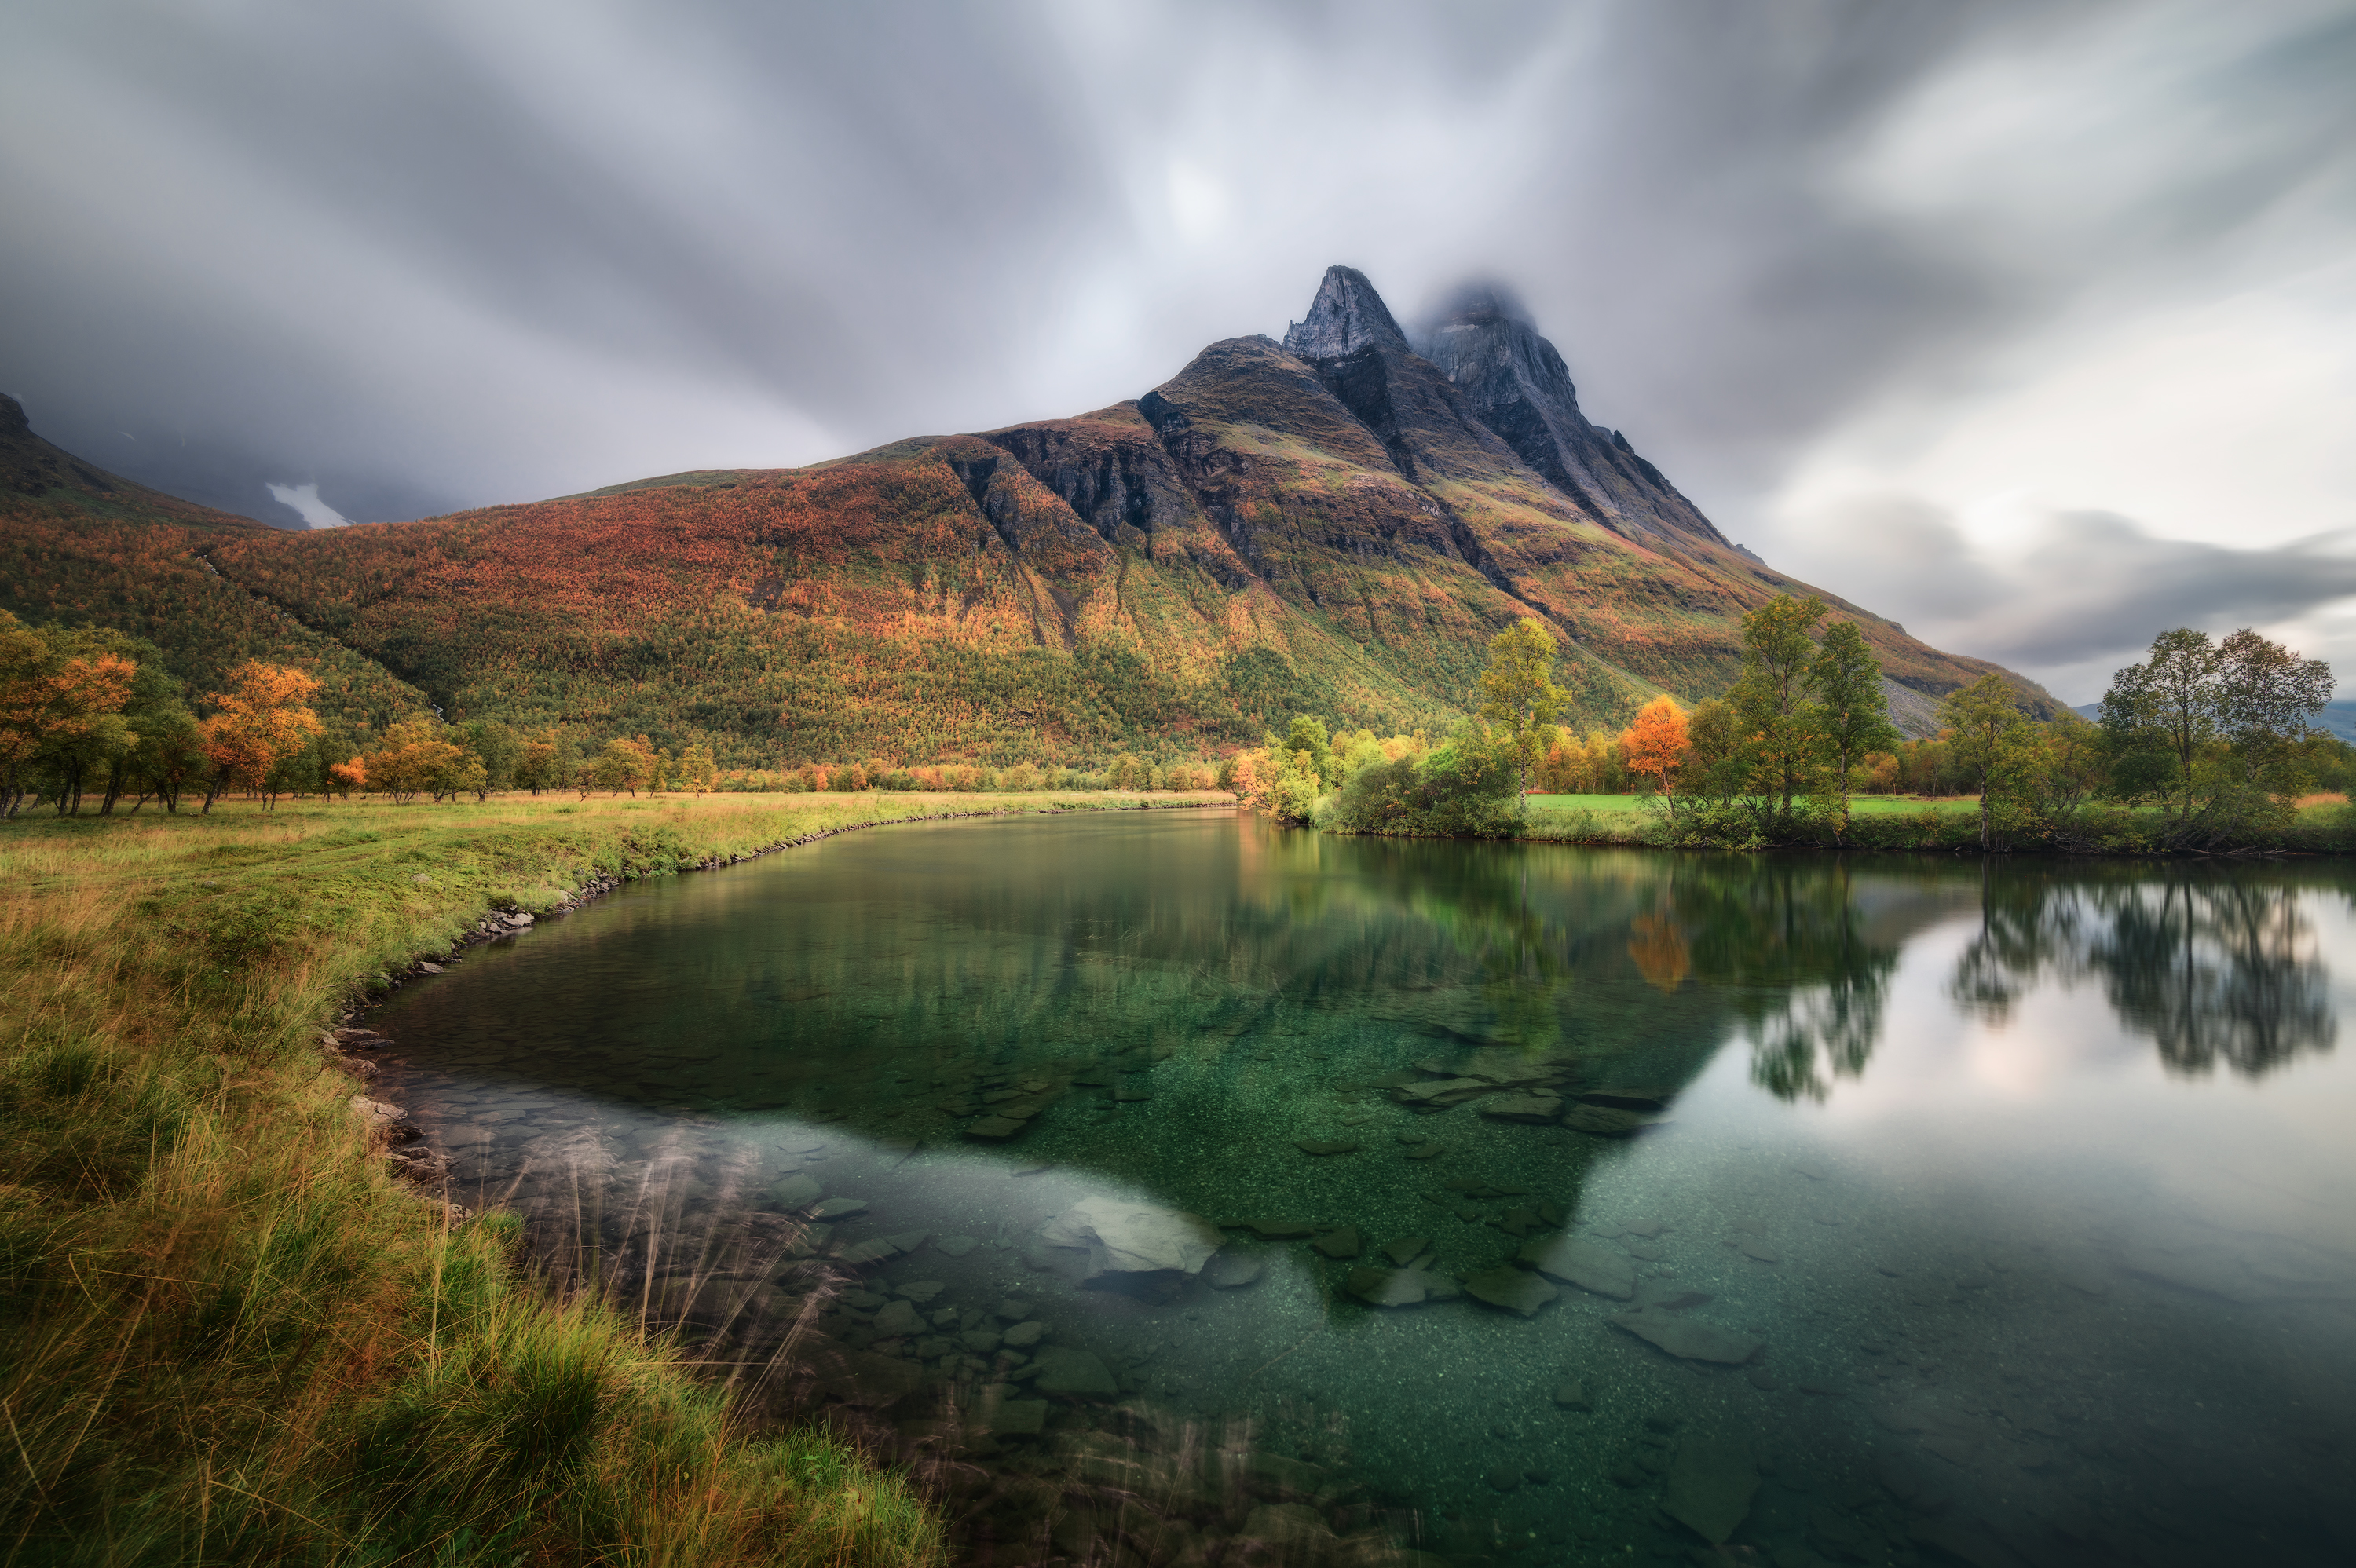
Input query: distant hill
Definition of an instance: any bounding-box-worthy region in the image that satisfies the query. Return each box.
[0,268,2058,762]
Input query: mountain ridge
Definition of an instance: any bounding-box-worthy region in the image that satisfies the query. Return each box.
[1,268,2058,762]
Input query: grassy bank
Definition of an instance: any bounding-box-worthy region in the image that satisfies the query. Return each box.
[0,789,1209,1565]
[1512,793,2356,853]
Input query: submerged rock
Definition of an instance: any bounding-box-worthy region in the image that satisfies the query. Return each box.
[1519,1234,1636,1299]
[1030,1345,1121,1398]
[1611,1309,1763,1365]
[1383,1235,1431,1266]
[1206,1252,1265,1289]
[1462,1266,1560,1317]
[1561,1106,1668,1137]
[1480,1095,1564,1124]
[964,1117,1026,1140]
[1313,1225,1363,1259]
[1294,1139,1363,1156]
[1347,1266,1437,1307]
[1553,1380,1592,1409]
[770,1174,822,1208]
[1042,1197,1223,1278]
[1663,1435,1757,1544]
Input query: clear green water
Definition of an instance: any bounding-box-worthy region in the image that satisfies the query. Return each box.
[371,813,2356,1566]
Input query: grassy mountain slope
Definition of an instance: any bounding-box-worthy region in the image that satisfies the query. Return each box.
[1,271,2056,760]
[0,394,434,729]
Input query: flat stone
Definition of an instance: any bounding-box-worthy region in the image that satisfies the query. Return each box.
[1741,1239,1782,1263]
[894,1281,946,1303]
[809,1198,868,1220]
[1519,1234,1636,1299]
[1392,1076,1494,1107]
[1462,1266,1560,1317]
[1611,1309,1764,1365]
[1347,1266,1434,1307]
[1224,1218,1317,1238]
[1295,1139,1362,1156]
[1383,1236,1431,1266]
[964,1117,1026,1140]
[873,1300,922,1337]
[960,1327,1003,1354]
[1664,1435,1757,1545]
[1581,1088,1668,1111]
[934,1235,979,1258]
[1403,1143,1447,1160]
[1485,1467,1523,1493]
[1000,1319,1044,1348]
[770,1175,822,1208]
[1480,1095,1564,1123]
[1041,1197,1222,1277]
[1030,1345,1120,1398]
[1622,1218,1663,1238]
[1561,1105,1666,1137]
[1312,1225,1363,1259]
[1552,1380,1592,1409]
[987,1398,1048,1436]
[1205,1253,1264,1289]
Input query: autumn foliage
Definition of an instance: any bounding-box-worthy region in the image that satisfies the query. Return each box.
[1619,695,1692,818]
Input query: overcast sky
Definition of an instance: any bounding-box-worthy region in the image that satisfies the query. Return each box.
[5,0,2351,702]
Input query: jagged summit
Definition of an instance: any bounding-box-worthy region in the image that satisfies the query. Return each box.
[1282,265,1410,359]
[1417,280,1727,547]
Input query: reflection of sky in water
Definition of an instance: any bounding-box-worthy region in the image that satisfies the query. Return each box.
[370,817,2356,1565]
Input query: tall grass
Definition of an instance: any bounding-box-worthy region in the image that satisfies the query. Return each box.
[0,791,1159,1564]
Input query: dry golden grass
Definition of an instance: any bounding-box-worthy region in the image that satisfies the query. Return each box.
[0,789,1165,1565]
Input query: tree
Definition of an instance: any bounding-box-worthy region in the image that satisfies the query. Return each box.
[0,612,142,817]
[328,756,367,800]
[1477,617,1568,802]
[1619,696,1691,821]
[1941,674,2038,851]
[591,736,658,795]
[1805,620,1898,833]
[1280,716,1335,791]
[455,718,525,799]
[2100,626,2333,843]
[199,663,323,811]
[102,652,203,814]
[1726,595,1828,830]
[365,721,474,802]
[675,744,717,793]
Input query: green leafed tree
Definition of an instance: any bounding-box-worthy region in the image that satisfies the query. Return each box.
[1805,619,1897,835]
[1727,595,1828,832]
[1476,617,1568,805]
[2100,626,2333,844]
[1941,674,2040,851]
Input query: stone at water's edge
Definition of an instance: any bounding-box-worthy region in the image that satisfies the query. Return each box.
[1663,1435,1757,1544]
[1518,1233,1636,1299]
[1041,1196,1224,1277]
[1611,1309,1764,1365]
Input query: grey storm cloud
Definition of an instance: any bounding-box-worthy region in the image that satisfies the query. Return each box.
[3,0,2353,694]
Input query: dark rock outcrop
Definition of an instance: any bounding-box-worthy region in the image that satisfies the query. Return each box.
[1416,283,1729,547]
[1281,265,1411,359]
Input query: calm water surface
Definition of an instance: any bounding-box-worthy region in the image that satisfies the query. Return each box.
[372,813,2356,1566]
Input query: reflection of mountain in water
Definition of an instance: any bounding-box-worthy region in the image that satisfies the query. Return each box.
[1952,869,2340,1078]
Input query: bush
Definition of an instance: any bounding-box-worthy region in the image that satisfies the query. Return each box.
[1327,725,1520,836]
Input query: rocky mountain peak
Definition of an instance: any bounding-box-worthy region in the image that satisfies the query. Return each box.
[0,393,27,437]
[1282,265,1410,360]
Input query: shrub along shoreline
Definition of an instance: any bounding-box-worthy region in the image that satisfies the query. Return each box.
[0,790,1214,1566]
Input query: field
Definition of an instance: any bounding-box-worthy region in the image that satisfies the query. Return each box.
[0,789,1214,1564]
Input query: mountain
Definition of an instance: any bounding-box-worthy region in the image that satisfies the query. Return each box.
[0,269,2056,762]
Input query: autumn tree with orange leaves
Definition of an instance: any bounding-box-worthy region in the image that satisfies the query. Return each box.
[1619,695,1692,821]
[0,608,142,818]
[200,662,323,811]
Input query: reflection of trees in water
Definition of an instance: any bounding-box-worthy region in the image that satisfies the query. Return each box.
[1663,861,1898,1102]
[1952,870,2338,1078]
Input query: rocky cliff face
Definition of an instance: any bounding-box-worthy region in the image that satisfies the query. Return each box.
[1416,283,1727,547]
[1281,265,1411,360]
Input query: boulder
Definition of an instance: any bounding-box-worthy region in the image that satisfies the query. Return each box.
[1346,1266,1437,1307]
[1518,1234,1636,1299]
[1041,1196,1223,1277]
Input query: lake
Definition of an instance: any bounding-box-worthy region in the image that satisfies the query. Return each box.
[369,811,2356,1566]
